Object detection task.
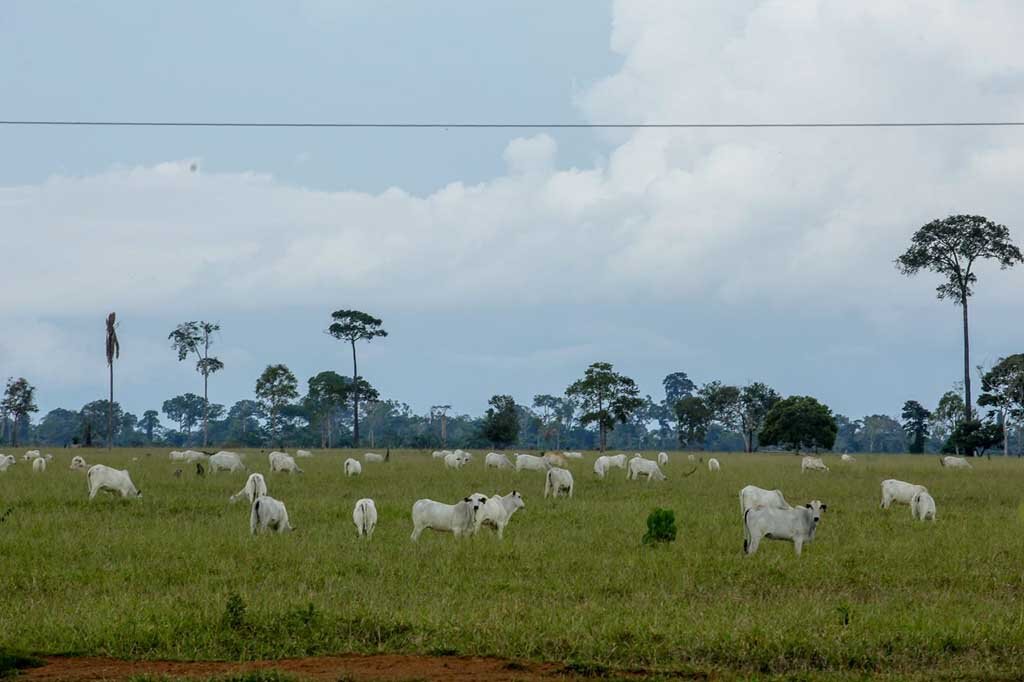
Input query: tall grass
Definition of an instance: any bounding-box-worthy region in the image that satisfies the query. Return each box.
[1,448,1022,678]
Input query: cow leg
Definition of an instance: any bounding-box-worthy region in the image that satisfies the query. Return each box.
[745,533,760,555]
[793,538,803,556]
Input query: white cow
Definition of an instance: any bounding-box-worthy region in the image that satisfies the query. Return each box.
[24,450,41,460]
[544,467,574,498]
[209,451,245,473]
[628,457,666,482]
[687,453,697,463]
[592,453,627,479]
[169,450,186,461]
[444,452,467,470]
[32,457,46,473]
[739,485,790,515]
[0,454,15,471]
[345,458,363,477]
[744,500,827,556]
[87,464,141,499]
[432,450,451,459]
[563,451,583,459]
[269,451,303,474]
[410,497,484,540]
[515,453,548,472]
[657,452,669,466]
[485,452,513,469]
[543,453,567,468]
[296,449,313,458]
[469,491,525,539]
[353,498,378,538]
[182,450,209,464]
[911,490,937,521]
[840,453,856,463]
[880,479,928,509]
[801,456,829,473]
[364,452,386,463]
[940,455,973,470]
[230,473,268,504]
[250,495,293,534]
[708,458,721,472]
[69,455,88,470]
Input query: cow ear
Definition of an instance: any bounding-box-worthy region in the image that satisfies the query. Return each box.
[805,503,812,509]
[820,504,827,511]
[481,497,487,504]
[463,497,471,502]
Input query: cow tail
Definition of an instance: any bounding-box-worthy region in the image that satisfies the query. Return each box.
[251,498,261,533]
[742,508,751,554]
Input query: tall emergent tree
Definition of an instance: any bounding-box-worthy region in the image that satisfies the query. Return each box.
[901,400,932,454]
[305,371,350,448]
[739,382,781,452]
[896,215,1022,434]
[663,371,696,406]
[481,395,519,448]
[978,354,1024,456]
[105,312,120,450]
[140,410,160,443]
[327,310,388,448]
[566,362,643,451]
[2,378,38,446]
[161,394,204,443]
[169,321,224,447]
[255,364,298,447]
[759,396,837,453]
[674,395,711,450]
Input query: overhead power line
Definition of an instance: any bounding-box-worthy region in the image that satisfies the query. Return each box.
[1,120,1023,129]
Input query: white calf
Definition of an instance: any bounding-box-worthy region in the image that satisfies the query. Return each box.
[250,495,293,534]
[739,485,790,515]
[364,452,385,463]
[209,451,245,473]
[230,473,268,504]
[880,479,928,509]
[657,452,669,466]
[32,457,46,473]
[269,451,303,474]
[628,457,666,482]
[940,456,972,470]
[87,464,141,499]
[911,490,937,521]
[801,456,829,473]
[744,500,827,556]
[70,455,88,470]
[410,497,484,540]
[345,458,363,477]
[708,458,721,472]
[544,467,574,498]
[515,454,547,472]
[444,452,468,470]
[469,491,525,539]
[353,498,378,538]
[485,452,513,469]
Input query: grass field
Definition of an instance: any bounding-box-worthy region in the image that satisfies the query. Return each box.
[1,448,1023,680]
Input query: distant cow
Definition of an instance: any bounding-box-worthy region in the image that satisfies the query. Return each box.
[740,485,790,515]
[209,451,245,473]
[628,457,666,482]
[543,453,567,468]
[87,464,141,500]
[593,454,627,479]
[544,467,574,498]
[32,457,46,473]
[657,452,669,466]
[182,450,209,464]
[563,451,583,459]
[801,456,828,473]
[70,455,88,470]
[269,451,303,474]
[469,491,525,539]
[410,497,485,540]
[353,498,378,538]
[0,454,15,471]
[940,455,972,470]
[444,452,468,470]
[708,458,721,472]
[432,450,451,459]
[230,473,268,504]
[515,454,547,472]
[250,495,293,534]
[880,479,927,509]
[744,500,827,556]
[840,454,856,463]
[485,452,513,469]
[364,452,385,463]
[296,449,313,458]
[345,458,363,477]
[687,453,696,463]
[911,490,937,521]
[24,450,41,461]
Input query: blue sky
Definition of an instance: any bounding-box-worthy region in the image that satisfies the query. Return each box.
[2,1,1023,422]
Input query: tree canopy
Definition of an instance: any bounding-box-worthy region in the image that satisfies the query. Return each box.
[482,394,519,447]
[759,396,837,453]
[566,362,643,451]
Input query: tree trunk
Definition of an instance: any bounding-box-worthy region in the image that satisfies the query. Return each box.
[203,372,209,447]
[599,423,607,452]
[962,298,972,421]
[327,407,333,449]
[743,429,753,453]
[108,362,114,450]
[351,341,360,448]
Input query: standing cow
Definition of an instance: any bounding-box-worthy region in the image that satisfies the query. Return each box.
[87,465,142,499]
[353,498,378,538]
[250,495,294,534]
[744,500,827,556]
[544,467,574,498]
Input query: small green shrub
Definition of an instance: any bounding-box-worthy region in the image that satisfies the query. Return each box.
[642,508,676,545]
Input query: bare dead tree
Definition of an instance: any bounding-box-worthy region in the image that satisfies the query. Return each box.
[105,312,120,450]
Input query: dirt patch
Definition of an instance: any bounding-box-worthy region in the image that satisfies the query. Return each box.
[20,654,605,681]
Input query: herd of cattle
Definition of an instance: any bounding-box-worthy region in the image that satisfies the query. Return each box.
[0,447,974,555]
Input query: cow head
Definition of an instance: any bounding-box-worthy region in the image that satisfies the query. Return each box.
[508,490,525,510]
[804,500,827,523]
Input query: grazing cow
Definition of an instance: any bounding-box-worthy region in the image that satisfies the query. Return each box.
[230,473,268,504]
[432,450,451,459]
[410,497,485,540]
[515,453,547,472]
[744,500,827,556]
[593,453,628,479]
[32,457,46,473]
[209,451,245,473]
[543,453,567,468]
[657,452,669,466]
[296,449,313,458]
[444,452,468,470]
[911,490,937,521]
[739,485,790,515]
[87,464,141,499]
[469,491,525,539]
[250,495,293,534]
[801,456,829,473]
[563,451,583,459]
[182,450,209,464]
[544,467,574,498]
[353,498,378,538]
[24,450,41,461]
[880,479,928,509]
[364,452,385,463]
[628,457,666,482]
[708,458,721,472]
[69,455,88,470]
[687,453,696,463]
[485,452,513,469]
[269,451,303,474]
[0,454,14,472]
[940,455,972,470]
[841,454,856,463]
[345,458,363,477]
[169,450,186,461]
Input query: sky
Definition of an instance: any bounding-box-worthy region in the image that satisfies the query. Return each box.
[2,0,1023,422]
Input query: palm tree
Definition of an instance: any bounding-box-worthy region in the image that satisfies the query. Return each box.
[105,312,120,450]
